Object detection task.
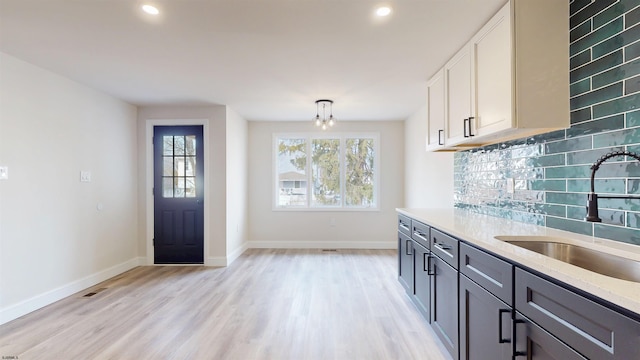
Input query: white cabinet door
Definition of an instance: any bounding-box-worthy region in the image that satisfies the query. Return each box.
[445,45,473,146]
[426,69,446,150]
[472,4,513,138]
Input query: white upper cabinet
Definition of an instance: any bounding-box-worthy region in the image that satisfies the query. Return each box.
[426,0,569,151]
[426,69,446,151]
[444,46,474,147]
[472,4,512,138]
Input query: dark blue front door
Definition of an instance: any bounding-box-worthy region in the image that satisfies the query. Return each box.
[153,125,204,264]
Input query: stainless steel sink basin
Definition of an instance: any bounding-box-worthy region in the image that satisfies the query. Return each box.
[495,237,640,282]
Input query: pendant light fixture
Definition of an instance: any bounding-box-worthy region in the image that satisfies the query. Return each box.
[313,99,336,130]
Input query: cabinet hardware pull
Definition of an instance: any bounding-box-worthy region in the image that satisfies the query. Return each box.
[434,242,452,251]
[463,118,470,137]
[426,255,435,275]
[406,240,413,255]
[399,222,410,231]
[413,231,426,238]
[468,116,475,137]
[498,309,511,344]
[438,129,444,145]
[513,319,527,357]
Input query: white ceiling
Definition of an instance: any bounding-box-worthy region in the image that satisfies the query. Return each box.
[0,0,506,122]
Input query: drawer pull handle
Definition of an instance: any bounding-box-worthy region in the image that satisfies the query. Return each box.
[438,129,444,145]
[426,255,435,275]
[413,231,427,238]
[406,240,413,256]
[513,319,527,357]
[399,223,410,231]
[498,309,511,344]
[463,118,470,138]
[434,243,452,251]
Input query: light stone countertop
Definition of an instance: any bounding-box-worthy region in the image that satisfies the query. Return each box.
[397,208,640,318]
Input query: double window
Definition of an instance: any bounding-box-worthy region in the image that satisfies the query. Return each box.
[274,133,379,209]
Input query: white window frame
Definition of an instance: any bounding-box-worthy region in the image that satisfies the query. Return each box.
[273,132,380,211]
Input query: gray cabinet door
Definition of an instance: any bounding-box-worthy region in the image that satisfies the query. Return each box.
[459,275,511,360]
[398,231,413,294]
[413,241,431,322]
[431,254,459,359]
[514,312,587,360]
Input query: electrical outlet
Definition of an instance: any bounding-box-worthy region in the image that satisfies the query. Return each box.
[80,170,91,182]
[0,166,8,180]
[506,178,515,194]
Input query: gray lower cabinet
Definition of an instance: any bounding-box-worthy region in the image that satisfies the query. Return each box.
[515,268,640,359]
[396,213,640,359]
[459,242,513,360]
[412,240,431,321]
[431,250,459,359]
[514,312,587,359]
[398,231,413,294]
[459,275,512,360]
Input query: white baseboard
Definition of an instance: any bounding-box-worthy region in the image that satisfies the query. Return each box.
[0,257,144,325]
[246,241,396,249]
[206,256,228,267]
[227,242,249,264]
[206,242,249,267]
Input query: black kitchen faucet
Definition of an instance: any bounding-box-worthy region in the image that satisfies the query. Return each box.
[585,151,640,222]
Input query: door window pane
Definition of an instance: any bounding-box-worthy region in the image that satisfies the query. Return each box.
[163,157,173,176]
[186,136,196,155]
[163,178,174,197]
[185,157,196,176]
[174,177,185,197]
[175,157,185,176]
[163,136,173,156]
[174,136,185,156]
[185,177,196,197]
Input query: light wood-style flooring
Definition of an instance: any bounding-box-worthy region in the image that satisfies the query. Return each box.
[0,249,449,360]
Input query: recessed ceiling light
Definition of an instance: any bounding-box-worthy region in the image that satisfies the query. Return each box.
[142,4,159,15]
[376,6,392,17]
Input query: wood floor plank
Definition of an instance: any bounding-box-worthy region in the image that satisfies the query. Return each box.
[0,249,450,359]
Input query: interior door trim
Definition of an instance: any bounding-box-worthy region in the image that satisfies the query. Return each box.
[145,119,210,266]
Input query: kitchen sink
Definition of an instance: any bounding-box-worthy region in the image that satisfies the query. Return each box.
[495,236,640,282]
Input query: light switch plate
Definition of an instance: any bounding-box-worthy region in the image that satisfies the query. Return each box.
[80,170,91,182]
[0,166,8,180]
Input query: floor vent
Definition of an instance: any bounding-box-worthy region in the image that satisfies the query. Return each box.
[322,249,338,252]
[82,288,107,298]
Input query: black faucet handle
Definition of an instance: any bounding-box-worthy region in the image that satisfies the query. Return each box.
[585,193,602,222]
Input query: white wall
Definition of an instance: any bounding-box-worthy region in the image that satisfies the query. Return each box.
[404,105,454,208]
[0,53,139,324]
[248,121,404,248]
[225,108,249,261]
[136,105,230,265]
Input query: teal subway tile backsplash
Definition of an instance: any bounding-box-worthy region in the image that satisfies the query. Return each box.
[591,54,638,88]
[592,126,640,146]
[627,40,640,60]
[593,93,640,118]
[594,223,640,244]
[570,82,622,109]
[570,0,617,29]
[453,1,640,245]
[570,51,622,83]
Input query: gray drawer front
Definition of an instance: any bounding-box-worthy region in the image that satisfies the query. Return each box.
[460,242,513,305]
[411,220,430,249]
[515,268,640,359]
[430,228,459,269]
[398,214,411,236]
